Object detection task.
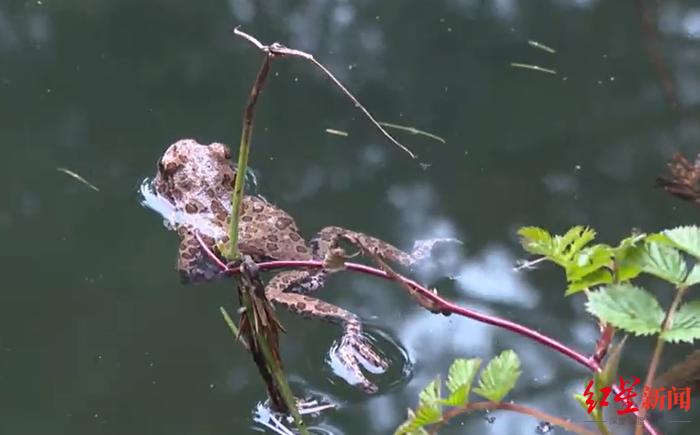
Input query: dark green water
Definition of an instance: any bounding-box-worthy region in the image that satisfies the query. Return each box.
[1,1,699,434]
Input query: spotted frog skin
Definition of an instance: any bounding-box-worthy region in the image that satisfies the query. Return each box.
[154,139,432,392]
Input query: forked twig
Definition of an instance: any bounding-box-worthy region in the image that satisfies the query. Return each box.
[233,26,417,159]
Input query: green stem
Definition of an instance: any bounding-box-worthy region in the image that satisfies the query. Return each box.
[633,284,689,435]
[225,55,271,260]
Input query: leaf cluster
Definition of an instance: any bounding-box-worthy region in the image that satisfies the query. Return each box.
[518,226,700,343]
[395,350,521,434]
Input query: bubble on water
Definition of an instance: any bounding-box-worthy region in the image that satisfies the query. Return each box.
[209,383,215,389]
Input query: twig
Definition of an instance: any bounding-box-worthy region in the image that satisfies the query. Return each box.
[233,26,417,159]
[378,121,446,144]
[431,401,598,435]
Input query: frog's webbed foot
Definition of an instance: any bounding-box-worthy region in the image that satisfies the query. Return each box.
[334,324,389,393]
[312,226,459,267]
[267,274,388,393]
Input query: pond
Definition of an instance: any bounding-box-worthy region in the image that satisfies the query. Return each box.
[1,1,699,434]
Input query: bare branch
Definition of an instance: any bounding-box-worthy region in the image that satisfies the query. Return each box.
[232,26,417,159]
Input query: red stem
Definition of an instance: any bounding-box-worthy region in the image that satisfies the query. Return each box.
[214,257,659,435]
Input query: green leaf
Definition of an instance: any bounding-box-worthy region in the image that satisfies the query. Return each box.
[518,227,554,257]
[562,226,597,260]
[586,284,665,336]
[662,300,700,343]
[443,358,480,406]
[566,244,612,281]
[419,378,442,410]
[685,264,700,287]
[565,269,613,296]
[613,236,646,282]
[394,409,431,435]
[412,405,442,429]
[473,350,521,402]
[663,226,700,260]
[636,241,687,285]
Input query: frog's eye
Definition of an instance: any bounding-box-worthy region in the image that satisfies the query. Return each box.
[223,148,231,160]
[158,161,166,174]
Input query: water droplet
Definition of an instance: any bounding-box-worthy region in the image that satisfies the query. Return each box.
[209,383,215,389]
[439,18,445,23]
[447,27,452,32]
[597,80,603,85]
[149,362,154,367]
[375,16,380,20]
[610,76,615,81]
[575,164,582,171]
[93,413,99,419]
[293,77,299,82]
[536,421,552,433]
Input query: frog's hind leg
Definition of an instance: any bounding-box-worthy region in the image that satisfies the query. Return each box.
[312,225,449,266]
[266,270,388,393]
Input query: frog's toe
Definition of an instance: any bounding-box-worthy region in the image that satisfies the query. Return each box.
[335,340,379,393]
[333,334,389,393]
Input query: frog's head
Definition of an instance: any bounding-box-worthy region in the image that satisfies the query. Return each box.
[154,139,236,204]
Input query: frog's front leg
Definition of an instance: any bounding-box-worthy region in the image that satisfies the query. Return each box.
[266,270,388,393]
[311,225,444,266]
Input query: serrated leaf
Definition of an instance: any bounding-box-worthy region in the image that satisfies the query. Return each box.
[563,226,597,259]
[443,358,480,406]
[565,269,613,296]
[685,264,700,287]
[394,409,431,435]
[663,226,700,260]
[613,237,645,282]
[586,284,665,336]
[566,244,612,281]
[419,378,442,411]
[636,241,687,285]
[412,405,442,428]
[518,227,554,257]
[473,350,521,402]
[662,300,700,343]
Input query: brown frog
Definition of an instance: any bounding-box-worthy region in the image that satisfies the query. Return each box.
[153,138,437,393]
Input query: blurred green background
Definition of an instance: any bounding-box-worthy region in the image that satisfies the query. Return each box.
[1,1,699,434]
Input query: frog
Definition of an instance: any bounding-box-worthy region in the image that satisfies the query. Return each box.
[153,138,440,393]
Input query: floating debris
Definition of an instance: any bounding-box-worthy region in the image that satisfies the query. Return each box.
[324,128,349,137]
[528,40,556,54]
[57,167,99,191]
[378,121,446,144]
[510,62,557,75]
